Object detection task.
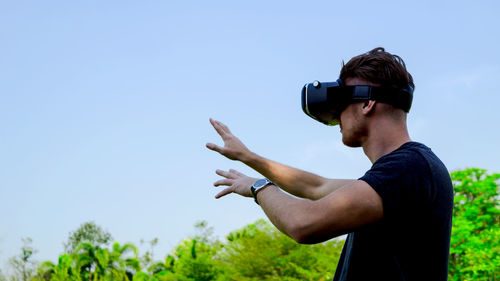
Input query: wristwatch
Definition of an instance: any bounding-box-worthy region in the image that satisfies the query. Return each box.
[250,178,274,205]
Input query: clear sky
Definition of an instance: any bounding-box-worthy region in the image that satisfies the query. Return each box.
[1,0,499,268]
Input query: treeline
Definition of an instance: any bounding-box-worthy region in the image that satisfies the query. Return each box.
[2,220,343,281]
[1,168,499,281]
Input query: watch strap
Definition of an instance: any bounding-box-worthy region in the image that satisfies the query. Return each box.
[251,179,274,205]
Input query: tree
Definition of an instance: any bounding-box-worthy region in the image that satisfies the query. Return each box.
[32,219,345,281]
[107,242,141,280]
[448,168,500,280]
[218,219,344,281]
[35,254,80,281]
[64,222,113,254]
[8,238,37,281]
[34,241,140,281]
[70,241,139,281]
[140,221,223,281]
[169,238,221,281]
[72,242,104,281]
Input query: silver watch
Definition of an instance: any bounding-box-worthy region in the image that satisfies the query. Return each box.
[250,178,274,205]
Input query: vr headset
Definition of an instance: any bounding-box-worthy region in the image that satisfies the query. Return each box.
[301,79,414,126]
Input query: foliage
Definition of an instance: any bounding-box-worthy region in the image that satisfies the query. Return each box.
[133,219,343,281]
[137,220,224,281]
[8,238,38,281]
[35,254,80,281]
[167,238,221,281]
[34,241,140,281]
[218,219,343,281]
[7,220,344,281]
[2,168,499,281]
[449,168,500,281]
[64,222,113,254]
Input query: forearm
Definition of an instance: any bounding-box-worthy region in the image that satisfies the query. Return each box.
[256,180,383,244]
[243,152,353,200]
[255,184,311,241]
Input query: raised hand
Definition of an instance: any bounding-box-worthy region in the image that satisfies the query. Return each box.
[213,169,257,199]
[206,118,252,162]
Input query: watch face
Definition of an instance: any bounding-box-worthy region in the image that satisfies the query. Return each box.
[253,179,268,188]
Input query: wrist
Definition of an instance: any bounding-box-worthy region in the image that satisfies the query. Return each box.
[240,150,258,164]
[251,178,275,205]
[255,184,277,205]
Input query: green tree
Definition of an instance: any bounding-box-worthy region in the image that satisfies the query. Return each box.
[133,254,176,281]
[131,221,224,281]
[64,222,113,254]
[8,238,37,281]
[169,238,221,281]
[70,241,140,281]
[35,254,80,281]
[34,242,140,281]
[107,242,141,280]
[449,168,500,281]
[218,219,344,281]
[72,242,105,281]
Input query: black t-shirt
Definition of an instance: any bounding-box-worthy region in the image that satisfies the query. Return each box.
[332,142,454,281]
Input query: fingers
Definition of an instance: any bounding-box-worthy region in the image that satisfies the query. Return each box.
[215,169,237,179]
[209,118,225,137]
[213,178,233,187]
[212,169,251,199]
[209,118,232,136]
[215,187,233,199]
[215,119,231,134]
[213,169,238,198]
[209,118,228,138]
[229,169,244,176]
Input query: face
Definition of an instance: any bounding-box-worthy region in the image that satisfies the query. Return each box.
[338,77,378,147]
[338,103,366,147]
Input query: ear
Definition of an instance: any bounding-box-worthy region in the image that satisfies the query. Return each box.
[361,100,376,115]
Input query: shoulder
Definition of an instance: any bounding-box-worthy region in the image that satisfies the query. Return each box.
[374,142,451,186]
[360,142,452,215]
[359,142,437,211]
[363,142,432,184]
[377,142,431,166]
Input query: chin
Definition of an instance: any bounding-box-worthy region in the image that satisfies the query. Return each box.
[342,135,362,148]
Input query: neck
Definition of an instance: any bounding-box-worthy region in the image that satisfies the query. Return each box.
[362,119,411,164]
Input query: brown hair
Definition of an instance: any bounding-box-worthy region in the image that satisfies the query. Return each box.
[339,47,414,90]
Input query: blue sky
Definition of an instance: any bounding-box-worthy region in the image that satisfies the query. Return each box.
[1,0,499,268]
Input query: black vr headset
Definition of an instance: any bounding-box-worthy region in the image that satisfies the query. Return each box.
[301,79,414,126]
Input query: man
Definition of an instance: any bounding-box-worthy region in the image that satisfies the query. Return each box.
[206,48,453,281]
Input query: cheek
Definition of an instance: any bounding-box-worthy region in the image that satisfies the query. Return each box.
[339,110,347,123]
[339,108,351,126]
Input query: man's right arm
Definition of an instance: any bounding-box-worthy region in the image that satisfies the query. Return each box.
[206,119,354,200]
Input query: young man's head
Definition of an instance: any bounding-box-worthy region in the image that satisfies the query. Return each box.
[337,48,414,147]
[340,47,414,91]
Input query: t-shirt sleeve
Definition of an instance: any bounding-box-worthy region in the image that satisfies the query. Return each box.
[359,150,432,220]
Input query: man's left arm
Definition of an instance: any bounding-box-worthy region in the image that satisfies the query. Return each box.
[257,179,383,243]
[213,168,384,244]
